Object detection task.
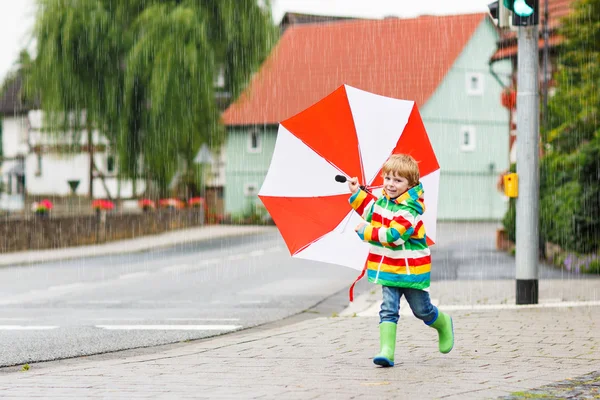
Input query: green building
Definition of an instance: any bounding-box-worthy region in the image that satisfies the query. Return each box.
[222,13,512,221]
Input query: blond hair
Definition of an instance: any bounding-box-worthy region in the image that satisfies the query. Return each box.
[381,154,420,187]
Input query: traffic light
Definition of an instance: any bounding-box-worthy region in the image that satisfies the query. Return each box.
[507,0,539,26]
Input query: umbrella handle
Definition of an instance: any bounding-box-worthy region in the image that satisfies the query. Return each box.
[334,174,370,193]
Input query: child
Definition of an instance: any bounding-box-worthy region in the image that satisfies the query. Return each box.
[348,154,453,367]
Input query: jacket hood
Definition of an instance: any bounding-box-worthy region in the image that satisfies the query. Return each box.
[382,182,426,215]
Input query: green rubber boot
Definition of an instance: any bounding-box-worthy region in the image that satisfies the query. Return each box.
[373,322,397,367]
[430,312,454,354]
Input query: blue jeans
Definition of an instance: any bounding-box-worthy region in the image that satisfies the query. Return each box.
[380,286,438,325]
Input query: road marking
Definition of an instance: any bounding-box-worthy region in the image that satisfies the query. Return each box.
[266,246,284,253]
[95,324,241,331]
[226,254,246,261]
[0,325,59,330]
[165,318,240,321]
[239,300,267,304]
[249,250,265,257]
[0,318,31,321]
[119,272,150,280]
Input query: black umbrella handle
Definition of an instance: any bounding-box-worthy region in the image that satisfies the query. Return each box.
[335,175,368,192]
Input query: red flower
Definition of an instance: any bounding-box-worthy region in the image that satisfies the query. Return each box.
[92,199,115,210]
[159,198,185,209]
[32,199,53,213]
[139,199,156,210]
[188,197,205,208]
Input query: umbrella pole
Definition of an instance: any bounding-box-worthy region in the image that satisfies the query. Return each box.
[339,210,354,233]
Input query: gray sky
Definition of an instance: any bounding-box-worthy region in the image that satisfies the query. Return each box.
[0,0,489,83]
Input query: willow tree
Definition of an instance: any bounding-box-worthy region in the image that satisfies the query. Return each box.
[31,0,276,196]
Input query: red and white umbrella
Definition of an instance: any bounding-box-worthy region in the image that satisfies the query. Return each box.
[259,84,440,272]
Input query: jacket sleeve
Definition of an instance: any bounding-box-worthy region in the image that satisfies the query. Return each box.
[349,190,377,222]
[356,209,416,247]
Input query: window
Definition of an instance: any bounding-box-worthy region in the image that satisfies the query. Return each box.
[35,153,42,177]
[106,154,115,173]
[460,126,476,152]
[214,66,225,89]
[466,73,484,95]
[247,129,262,153]
[244,183,258,197]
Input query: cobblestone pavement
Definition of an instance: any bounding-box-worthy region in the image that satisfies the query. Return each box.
[0,279,599,399]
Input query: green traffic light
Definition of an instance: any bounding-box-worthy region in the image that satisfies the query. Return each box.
[512,0,534,17]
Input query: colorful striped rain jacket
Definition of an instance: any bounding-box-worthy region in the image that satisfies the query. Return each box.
[349,182,431,291]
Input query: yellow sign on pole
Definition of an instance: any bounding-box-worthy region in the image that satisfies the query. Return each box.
[503,173,518,198]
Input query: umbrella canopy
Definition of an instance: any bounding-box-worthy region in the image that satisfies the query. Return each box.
[259,84,440,271]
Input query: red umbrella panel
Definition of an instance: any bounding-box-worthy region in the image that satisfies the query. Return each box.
[259,84,440,271]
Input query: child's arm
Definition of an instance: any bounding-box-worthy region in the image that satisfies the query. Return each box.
[355,210,416,247]
[349,189,377,221]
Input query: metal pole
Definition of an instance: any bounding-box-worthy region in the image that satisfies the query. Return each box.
[516,25,540,304]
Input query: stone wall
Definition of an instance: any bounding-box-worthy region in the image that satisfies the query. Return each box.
[0,209,204,253]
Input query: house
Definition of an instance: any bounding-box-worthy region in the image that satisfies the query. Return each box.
[0,75,145,213]
[222,13,513,220]
[489,0,576,164]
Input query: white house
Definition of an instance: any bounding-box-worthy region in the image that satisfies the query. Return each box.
[0,77,145,211]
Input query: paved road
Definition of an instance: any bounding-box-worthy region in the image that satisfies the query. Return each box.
[0,222,588,368]
[0,231,370,367]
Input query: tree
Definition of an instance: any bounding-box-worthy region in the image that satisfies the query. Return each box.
[30,0,276,197]
[540,0,600,253]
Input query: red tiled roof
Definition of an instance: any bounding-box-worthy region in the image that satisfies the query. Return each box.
[491,0,575,61]
[223,13,488,126]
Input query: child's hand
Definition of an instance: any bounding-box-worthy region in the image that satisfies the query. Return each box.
[355,222,367,233]
[348,177,360,194]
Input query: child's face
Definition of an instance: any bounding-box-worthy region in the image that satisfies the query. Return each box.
[383,172,409,198]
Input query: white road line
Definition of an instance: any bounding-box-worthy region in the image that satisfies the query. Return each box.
[0,318,31,321]
[0,325,59,330]
[165,318,240,321]
[161,259,220,273]
[266,246,284,253]
[226,254,246,261]
[119,272,150,280]
[67,300,123,305]
[249,250,265,257]
[239,300,267,304]
[95,324,241,331]
[160,264,192,273]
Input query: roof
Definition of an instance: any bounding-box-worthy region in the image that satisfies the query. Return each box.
[279,12,358,32]
[223,13,489,126]
[491,0,575,61]
[0,75,37,116]
[0,76,26,115]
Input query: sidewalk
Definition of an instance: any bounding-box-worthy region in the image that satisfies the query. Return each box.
[0,225,276,267]
[1,279,598,399]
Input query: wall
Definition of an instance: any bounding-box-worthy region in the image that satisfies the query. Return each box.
[224,125,277,215]
[421,18,513,220]
[0,209,204,253]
